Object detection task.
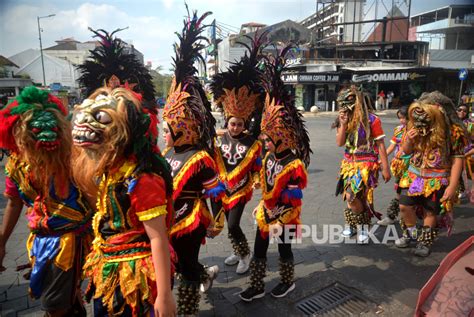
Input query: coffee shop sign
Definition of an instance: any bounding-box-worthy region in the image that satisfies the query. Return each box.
[282,74,340,83]
[352,72,425,83]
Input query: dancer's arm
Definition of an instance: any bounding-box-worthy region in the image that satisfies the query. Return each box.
[377,140,391,183]
[441,157,463,202]
[0,196,23,271]
[143,216,177,317]
[336,111,348,147]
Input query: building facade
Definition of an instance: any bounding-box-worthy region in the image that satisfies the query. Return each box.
[409,4,474,101]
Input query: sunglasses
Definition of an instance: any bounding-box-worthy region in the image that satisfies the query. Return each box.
[457,108,468,113]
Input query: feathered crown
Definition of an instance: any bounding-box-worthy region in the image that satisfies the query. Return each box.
[210,32,267,122]
[261,43,311,166]
[163,5,215,150]
[0,86,66,152]
[77,27,155,106]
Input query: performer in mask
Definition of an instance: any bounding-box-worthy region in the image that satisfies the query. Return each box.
[162,7,225,316]
[334,86,390,242]
[74,28,176,316]
[210,32,267,274]
[0,86,93,316]
[239,44,310,301]
[395,91,468,257]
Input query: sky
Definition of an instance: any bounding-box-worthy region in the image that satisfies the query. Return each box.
[0,0,472,73]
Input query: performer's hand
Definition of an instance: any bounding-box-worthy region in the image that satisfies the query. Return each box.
[382,167,391,183]
[206,227,221,238]
[253,182,261,190]
[406,128,418,142]
[338,111,348,127]
[154,293,176,317]
[440,185,456,203]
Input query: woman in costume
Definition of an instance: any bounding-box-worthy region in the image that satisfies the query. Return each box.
[334,86,390,242]
[0,86,93,316]
[209,33,266,274]
[378,106,410,226]
[395,91,468,257]
[73,29,176,316]
[455,104,472,199]
[239,45,310,302]
[162,8,225,316]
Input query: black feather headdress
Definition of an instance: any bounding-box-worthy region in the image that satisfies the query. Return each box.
[77,27,155,106]
[261,43,312,166]
[163,5,215,152]
[210,31,268,125]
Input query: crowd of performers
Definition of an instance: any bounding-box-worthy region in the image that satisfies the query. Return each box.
[0,6,472,317]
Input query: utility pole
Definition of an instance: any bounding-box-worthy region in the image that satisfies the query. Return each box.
[37,14,55,87]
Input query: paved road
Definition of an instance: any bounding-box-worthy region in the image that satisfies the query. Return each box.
[1,113,473,316]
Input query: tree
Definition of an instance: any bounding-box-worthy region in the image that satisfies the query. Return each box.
[151,66,173,98]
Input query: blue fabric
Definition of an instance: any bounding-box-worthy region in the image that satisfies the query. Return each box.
[49,182,82,210]
[127,178,138,194]
[282,188,303,200]
[205,181,225,199]
[29,235,61,298]
[47,217,71,230]
[255,156,262,168]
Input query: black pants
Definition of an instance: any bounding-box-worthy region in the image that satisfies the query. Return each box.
[254,227,293,261]
[225,202,246,241]
[171,225,206,282]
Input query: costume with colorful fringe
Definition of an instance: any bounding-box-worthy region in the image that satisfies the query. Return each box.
[215,132,262,210]
[83,159,174,316]
[462,118,474,179]
[399,124,467,199]
[0,87,92,308]
[4,153,92,299]
[336,113,385,217]
[163,148,224,238]
[389,124,411,187]
[255,151,307,238]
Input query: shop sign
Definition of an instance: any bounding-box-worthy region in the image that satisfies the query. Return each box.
[285,58,302,66]
[282,73,340,83]
[351,72,425,83]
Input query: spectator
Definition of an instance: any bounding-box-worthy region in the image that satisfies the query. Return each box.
[387,91,394,109]
[377,90,386,110]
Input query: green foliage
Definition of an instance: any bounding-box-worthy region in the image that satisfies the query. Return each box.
[151,67,173,98]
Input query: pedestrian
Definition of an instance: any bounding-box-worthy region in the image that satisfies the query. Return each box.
[395,91,468,257]
[334,86,391,242]
[209,32,266,275]
[377,90,386,110]
[0,86,93,316]
[378,106,410,226]
[239,44,310,302]
[387,91,394,109]
[162,8,225,316]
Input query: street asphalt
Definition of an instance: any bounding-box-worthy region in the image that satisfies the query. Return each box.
[1,111,472,316]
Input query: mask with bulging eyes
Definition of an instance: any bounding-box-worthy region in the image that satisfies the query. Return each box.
[337,89,357,113]
[72,94,116,149]
[411,106,433,136]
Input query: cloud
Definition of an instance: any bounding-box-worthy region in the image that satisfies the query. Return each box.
[1,2,178,71]
[0,0,316,72]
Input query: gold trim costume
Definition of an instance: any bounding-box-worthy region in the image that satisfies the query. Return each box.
[0,87,92,314]
[73,28,174,316]
[240,44,310,302]
[210,33,267,263]
[162,8,225,315]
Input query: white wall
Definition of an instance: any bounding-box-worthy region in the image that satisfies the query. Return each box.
[342,1,364,43]
[14,54,79,88]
